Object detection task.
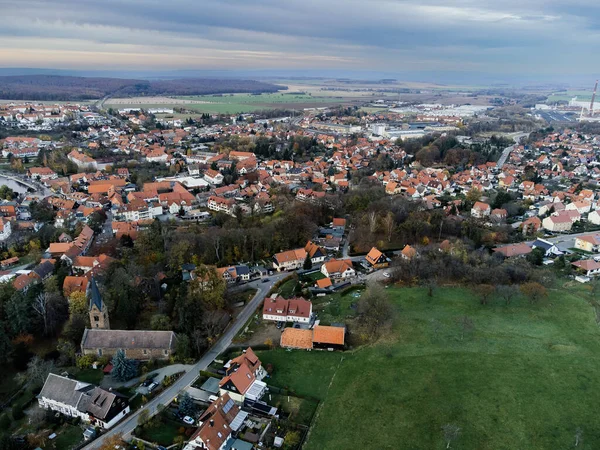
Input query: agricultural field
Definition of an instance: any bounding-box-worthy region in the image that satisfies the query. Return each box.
[258,284,600,449]
[547,90,594,103]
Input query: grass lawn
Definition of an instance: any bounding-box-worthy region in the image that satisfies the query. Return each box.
[300,271,326,283]
[277,278,300,298]
[45,424,83,450]
[73,368,104,385]
[269,393,319,426]
[137,417,188,446]
[259,284,600,449]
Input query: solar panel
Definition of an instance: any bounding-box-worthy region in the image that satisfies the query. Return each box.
[223,398,234,414]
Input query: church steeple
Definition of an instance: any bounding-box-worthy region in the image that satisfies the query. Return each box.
[88,277,109,329]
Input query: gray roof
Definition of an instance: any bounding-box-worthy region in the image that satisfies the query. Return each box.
[34,261,54,279]
[39,374,94,411]
[200,377,221,394]
[81,329,176,350]
[89,277,103,311]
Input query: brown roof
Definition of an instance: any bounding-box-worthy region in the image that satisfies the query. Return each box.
[493,243,532,258]
[313,325,345,345]
[63,276,89,297]
[219,361,255,394]
[280,328,313,349]
[365,247,383,265]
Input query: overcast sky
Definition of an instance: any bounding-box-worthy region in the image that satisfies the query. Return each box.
[1,0,599,82]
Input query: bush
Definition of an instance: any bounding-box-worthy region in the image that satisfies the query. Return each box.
[76,354,95,370]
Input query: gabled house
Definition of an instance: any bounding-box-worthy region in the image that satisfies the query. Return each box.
[320,259,355,280]
[262,296,312,323]
[575,234,600,253]
[471,201,491,218]
[38,373,130,429]
[364,247,390,269]
[531,238,562,256]
[218,360,267,404]
[272,248,307,271]
[304,241,327,265]
[81,329,176,360]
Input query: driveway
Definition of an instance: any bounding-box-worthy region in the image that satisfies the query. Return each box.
[100,363,194,393]
[83,272,289,449]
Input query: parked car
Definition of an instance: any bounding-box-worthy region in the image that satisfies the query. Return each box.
[183,416,195,425]
[147,382,159,392]
[276,321,284,329]
[262,278,270,283]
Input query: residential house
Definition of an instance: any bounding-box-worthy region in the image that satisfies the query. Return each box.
[572,259,600,277]
[218,359,267,404]
[262,296,312,323]
[492,243,532,258]
[320,259,355,280]
[38,374,130,429]
[471,201,491,218]
[304,241,327,265]
[575,234,600,253]
[272,248,307,271]
[364,247,390,269]
[0,217,11,241]
[63,276,89,297]
[184,393,250,450]
[531,239,562,256]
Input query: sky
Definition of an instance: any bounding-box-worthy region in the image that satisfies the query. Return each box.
[1,0,599,83]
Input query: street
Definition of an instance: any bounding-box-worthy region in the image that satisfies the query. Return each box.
[83,272,288,449]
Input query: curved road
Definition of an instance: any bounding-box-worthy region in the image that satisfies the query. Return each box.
[84,273,288,449]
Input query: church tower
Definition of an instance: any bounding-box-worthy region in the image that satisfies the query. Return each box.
[88,277,109,329]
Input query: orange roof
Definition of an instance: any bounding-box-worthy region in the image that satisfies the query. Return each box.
[280,328,313,349]
[365,247,383,265]
[48,242,73,255]
[316,277,332,289]
[401,245,417,259]
[63,276,89,297]
[313,325,345,345]
[219,361,255,394]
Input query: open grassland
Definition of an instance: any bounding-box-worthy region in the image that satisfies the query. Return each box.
[547,90,594,103]
[259,284,600,449]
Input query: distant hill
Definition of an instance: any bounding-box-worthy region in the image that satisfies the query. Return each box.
[0,75,285,101]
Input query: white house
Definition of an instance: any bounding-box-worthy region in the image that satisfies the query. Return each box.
[471,201,491,218]
[38,374,130,429]
[321,259,356,280]
[262,295,312,323]
[0,218,12,241]
[204,169,224,185]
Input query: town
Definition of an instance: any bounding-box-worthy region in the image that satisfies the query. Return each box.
[0,80,599,450]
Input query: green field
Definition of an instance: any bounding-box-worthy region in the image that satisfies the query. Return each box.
[547,90,594,103]
[259,284,600,449]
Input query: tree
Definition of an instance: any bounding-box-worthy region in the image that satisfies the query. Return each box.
[303,253,312,270]
[68,291,88,316]
[15,356,55,387]
[474,284,495,305]
[137,409,150,427]
[98,433,125,450]
[382,212,395,243]
[441,423,460,449]
[497,285,518,306]
[526,247,544,266]
[150,314,171,331]
[111,349,137,382]
[466,188,482,203]
[356,282,395,340]
[520,282,547,305]
[56,339,76,366]
[178,392,196,416]
[455,315,474,341]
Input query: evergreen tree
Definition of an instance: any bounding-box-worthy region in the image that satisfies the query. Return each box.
[303,253,312,270]
[178,392,196,416]
[111,349,137,382]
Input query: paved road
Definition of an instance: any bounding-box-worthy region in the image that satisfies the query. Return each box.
[83,273,288,449]
[496,132,530,169]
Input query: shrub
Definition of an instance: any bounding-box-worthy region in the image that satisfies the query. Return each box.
[76,354,95,370]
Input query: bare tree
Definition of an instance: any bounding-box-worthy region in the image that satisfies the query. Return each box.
[575,427,583,447]
[455,315,474,341]
[474,284,495,305]
[367,211,378,235]
[497,284,518,306]
[520,281,547,305]
[32,292,50,335]
[382,212,395,242]
[441,423,460,449]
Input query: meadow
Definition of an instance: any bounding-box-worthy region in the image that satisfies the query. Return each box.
[258,284,600,449]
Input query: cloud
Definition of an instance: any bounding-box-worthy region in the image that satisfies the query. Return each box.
[0,0,599,79]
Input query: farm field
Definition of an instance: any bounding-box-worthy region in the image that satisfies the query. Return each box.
[547,90,594,103]
[258,284,600,449]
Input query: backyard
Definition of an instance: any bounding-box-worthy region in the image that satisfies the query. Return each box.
[258,283,600,449]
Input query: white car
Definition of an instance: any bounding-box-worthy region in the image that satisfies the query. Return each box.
[382,272,391,278]
[183,416,195,425]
